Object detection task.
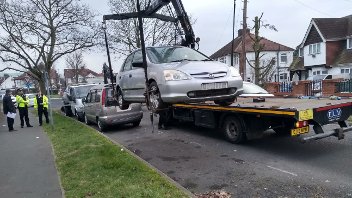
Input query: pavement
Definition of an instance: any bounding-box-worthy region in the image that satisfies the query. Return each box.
[0,112,62,198]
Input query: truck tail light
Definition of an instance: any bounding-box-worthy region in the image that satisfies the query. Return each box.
[101,89,106,106]
[295,121,308,128]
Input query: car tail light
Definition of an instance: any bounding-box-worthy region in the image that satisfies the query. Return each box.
[101,89,106,106]
[295,121,308,128]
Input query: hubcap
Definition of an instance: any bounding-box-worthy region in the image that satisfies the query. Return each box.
[98,121,103,130]
[149,86,160,109]
[228,122,239,138]
[118,91,123,107]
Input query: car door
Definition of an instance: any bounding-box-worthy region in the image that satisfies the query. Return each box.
[84,91,94,121]
[130,50,147,101]
[118,53,134,99]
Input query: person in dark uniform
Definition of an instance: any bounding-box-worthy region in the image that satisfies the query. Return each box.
[15,89,32,128]
[2,89,16,132]
[158,107,172,130]
[33,91,49,126]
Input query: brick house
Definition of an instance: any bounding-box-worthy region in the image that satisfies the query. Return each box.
[64,68,104,85]
[210,29,294,83]
[290,14,352,80]
[13,69,60,91]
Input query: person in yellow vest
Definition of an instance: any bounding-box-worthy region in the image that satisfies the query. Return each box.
[34,91,49,126]
[16,88,33,128]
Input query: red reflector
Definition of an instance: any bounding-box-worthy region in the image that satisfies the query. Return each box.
[101,89,106,106]
[296,121,308,128]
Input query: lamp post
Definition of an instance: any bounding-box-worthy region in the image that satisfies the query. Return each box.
[230,0,236,67]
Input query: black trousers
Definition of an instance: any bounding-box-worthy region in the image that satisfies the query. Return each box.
[18,107,30,127]
[7,117,14,131]
[158,109,172,128]
[38,107,49,125]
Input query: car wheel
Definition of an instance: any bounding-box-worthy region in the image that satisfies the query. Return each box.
[117,88,130,110]
[132,120,141,127]
[148,81,165,111]
[84,114,91,125]
[223,116,246,144]
[214,98,235,106]
[97,119,106,132]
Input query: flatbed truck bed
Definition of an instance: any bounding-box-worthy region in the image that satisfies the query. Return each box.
[170,98,352,143]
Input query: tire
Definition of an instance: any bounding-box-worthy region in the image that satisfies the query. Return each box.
[84,114,91,125]
[65,106,73,117]
[117,88,130,110]
[132,120,141,127]
[223,116,246,144]
[214,98,235,106]
[97,119,106,132]
[148,81,165,111]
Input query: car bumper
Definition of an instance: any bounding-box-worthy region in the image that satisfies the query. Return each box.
[99,111,143,126]
[158,77,243,103]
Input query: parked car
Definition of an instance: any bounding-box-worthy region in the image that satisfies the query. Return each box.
[116,46,243,110]
[25,93,35,107]
[62,84,96,120]
[239,82,274,97]
[83,84,143,132]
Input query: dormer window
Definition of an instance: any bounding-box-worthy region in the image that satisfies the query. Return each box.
[347,38,352,49]
[299,48,304,57]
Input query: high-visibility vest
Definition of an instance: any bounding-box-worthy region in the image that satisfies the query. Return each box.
[34,95,49,109]
[16,95,29,108]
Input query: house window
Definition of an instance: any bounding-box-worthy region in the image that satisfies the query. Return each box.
[316,71,321,75]
[234,54,239,65]
[309,43,321,55]
[348,38,352,49]
[279,73,288,80]
[322,70,328,74]
[341,68,351,74]
[299,48,303,57]
[219,57,226,64]
[280,53,287,63]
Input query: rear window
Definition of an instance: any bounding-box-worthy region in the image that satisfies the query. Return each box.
[105,88,118,107]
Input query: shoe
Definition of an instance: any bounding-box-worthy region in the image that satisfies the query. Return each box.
[39,124,42,126]
[9,129,17,132]
[21,126,23,128]
[27,125,33,127]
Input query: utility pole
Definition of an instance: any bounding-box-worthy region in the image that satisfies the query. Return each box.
[230,0,236,66]
[240,0,248,80]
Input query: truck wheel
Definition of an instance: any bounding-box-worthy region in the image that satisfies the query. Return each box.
[132,120,141,127]
[223,116,246,144]
[148,81,165,111]
[65,106,73,117]
[117,88,129,110]
[97,119,106,132]
[215,98,235,106]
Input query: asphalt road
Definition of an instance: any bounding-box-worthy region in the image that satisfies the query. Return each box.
[86,107,352,197]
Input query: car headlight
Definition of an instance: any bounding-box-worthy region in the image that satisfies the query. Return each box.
[164,70,191,81]
[229,67,240,77]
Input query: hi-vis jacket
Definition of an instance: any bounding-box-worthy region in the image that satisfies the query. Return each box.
[34,95,49,109]
[16,95,29,108]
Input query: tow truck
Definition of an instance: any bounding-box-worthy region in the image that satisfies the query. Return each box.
[104,0,352,143]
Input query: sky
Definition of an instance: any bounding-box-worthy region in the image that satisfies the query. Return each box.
[3,0,352,75]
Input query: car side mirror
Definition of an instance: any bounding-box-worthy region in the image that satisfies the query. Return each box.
[132,61,144,68]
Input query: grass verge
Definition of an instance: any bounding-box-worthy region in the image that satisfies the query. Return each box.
[43,112,189,198]
[349,116,352,123]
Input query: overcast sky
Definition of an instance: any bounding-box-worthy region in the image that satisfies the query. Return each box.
[53,0,352,74]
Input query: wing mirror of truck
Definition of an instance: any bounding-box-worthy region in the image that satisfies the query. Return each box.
[132,61,144,68]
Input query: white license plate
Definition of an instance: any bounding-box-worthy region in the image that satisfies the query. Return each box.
[201,82,228,90]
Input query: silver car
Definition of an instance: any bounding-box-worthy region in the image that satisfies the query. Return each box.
[116,46,243,110]
[83,84,143,132]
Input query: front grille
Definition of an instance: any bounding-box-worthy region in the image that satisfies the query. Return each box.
[191,72,227,79]
[187,88,236,98]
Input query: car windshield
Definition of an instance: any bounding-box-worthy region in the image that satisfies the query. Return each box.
[74,85,95,98]
[146,46,209,64]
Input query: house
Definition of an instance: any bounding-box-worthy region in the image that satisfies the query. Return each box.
[13,69,60,91]
[291,14,352,79]
[0,76,15,89]
[64,68,104,85]
[210,29,294,83]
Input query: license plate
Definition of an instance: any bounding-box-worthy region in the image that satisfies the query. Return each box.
[201,82,228,90]
[291,126,309,136]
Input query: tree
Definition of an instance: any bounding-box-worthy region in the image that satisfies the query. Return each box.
[246,13,278,85]
[3,73,9,79]
[65,51,86,84]
[107,0,179,56]
[0,0,100,93]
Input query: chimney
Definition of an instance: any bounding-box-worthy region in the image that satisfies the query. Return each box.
[238,28,250,36]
